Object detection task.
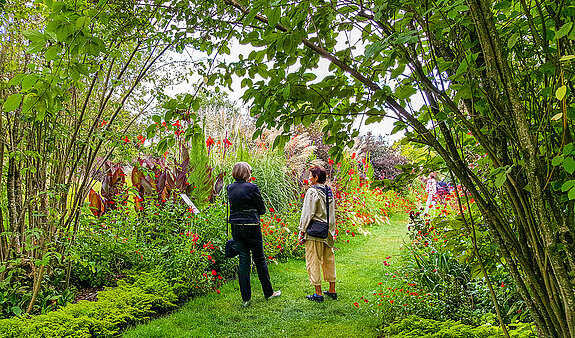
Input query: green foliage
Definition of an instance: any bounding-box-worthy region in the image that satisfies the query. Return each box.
[380,315,536,338]
[371,210,526,326]
[0,270,177,338]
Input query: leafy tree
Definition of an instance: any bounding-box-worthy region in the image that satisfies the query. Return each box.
[361,132,408,180]
[0,0,212,313]
[199,0,575,336]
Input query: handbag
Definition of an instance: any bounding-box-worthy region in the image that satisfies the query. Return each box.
[306,186,330,239]
[225,238,238,258]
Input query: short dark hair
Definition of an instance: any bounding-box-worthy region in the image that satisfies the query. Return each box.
[309,166,327,183]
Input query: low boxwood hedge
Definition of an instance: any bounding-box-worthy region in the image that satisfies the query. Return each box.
[0,270,178,338]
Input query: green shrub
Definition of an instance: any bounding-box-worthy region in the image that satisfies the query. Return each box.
[0,270,177,338]
[380,315,536,338]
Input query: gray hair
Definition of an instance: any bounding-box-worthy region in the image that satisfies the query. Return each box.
[232,162,252,180]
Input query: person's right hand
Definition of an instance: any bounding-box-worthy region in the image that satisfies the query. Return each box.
[298,231,306,244]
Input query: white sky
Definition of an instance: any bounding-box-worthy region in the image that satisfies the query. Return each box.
[166,36,408,143]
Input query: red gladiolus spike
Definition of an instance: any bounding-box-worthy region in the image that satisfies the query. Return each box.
[206,136,215,148]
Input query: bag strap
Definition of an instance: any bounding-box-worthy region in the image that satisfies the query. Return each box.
[314,185,330,225]
[226,185,230,239]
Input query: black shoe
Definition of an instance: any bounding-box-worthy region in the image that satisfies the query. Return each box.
[324,291,337,300]
[306,293,324,302]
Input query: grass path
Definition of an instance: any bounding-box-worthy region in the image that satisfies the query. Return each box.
[123,213,408,338]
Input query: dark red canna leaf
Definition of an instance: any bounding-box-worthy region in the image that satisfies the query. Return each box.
[89,189,105,217]
[132,167,143,189]
[176,171,187,191]
[111,168,125,186]
[157,171,167,194]
[140,176,154,195]
[166,172,175,190]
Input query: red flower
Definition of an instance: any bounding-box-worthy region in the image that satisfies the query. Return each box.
[100,120,107,127]
[122,136,130,142]
[351,153,356,159]
[216,289,221,294]
[207,255,212,260]
[206,136,215,148]
[172,120,181,127]
[303,180,309,185]
[328,158,334,165]
[223,138,232,147]
[269,207,275,212]
[211,269,217,276]
[250,177,256,181]
[353,302,359,307]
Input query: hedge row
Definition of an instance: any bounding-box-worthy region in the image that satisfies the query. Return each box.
[0,271,177,338]
[380,315,537,338]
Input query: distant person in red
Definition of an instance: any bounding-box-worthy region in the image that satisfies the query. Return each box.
[424,172,437,215]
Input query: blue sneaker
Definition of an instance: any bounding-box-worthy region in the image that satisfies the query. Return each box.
[306,293,324,302]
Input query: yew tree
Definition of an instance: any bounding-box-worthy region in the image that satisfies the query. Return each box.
[197,0,575,336]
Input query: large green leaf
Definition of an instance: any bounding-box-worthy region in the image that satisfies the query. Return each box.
[556,85,567,101]
[556,22,573,39]
[266,7,281,27]
[563,157,575,174]
[3,93,23,112]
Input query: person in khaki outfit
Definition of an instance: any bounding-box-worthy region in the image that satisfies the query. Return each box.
[298,166,337,302]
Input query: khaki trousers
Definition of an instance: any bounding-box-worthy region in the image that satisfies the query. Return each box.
[305,240,336,285]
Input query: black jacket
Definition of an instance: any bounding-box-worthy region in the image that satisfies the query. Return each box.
[227,180,266,224]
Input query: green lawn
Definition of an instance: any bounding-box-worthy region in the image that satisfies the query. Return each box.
[123,214,408,338]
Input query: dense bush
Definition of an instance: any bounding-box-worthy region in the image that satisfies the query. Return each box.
[365,195,527,328]
[379,315,536,338]
[360,133,408,180]
[0,270,178,338]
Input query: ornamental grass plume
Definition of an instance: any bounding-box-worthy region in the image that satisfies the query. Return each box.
[283,133,318,174]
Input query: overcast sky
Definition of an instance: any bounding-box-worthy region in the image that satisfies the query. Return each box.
[166,35,410,143]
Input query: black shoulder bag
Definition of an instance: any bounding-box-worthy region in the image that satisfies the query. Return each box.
[306,186,330,239]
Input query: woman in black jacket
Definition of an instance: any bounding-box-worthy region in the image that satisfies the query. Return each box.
[227,162,281,307]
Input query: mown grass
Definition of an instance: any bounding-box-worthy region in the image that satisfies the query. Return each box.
[123,213,408,338]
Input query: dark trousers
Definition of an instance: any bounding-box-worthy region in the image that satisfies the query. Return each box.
[231,224,274,301]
